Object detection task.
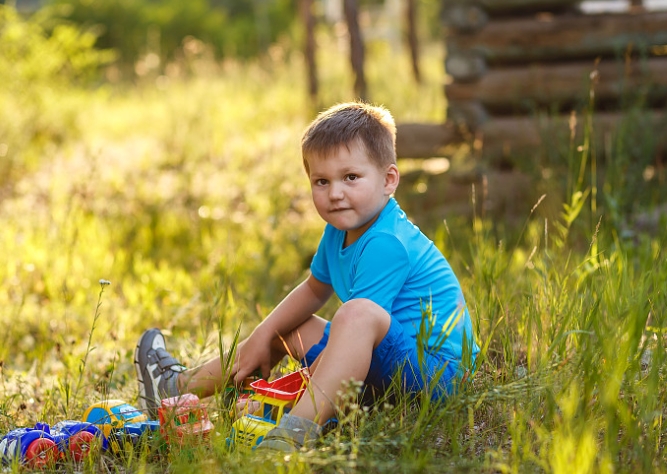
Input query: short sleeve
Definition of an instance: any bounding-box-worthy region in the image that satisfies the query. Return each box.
[349,233,410,313]
[310,230,332,285]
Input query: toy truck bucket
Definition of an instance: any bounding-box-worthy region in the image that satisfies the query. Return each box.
[249,368,311,401]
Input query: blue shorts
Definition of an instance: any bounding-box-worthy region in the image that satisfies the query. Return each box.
[300,318,461,400]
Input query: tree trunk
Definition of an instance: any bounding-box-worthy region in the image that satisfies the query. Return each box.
[447,11,667,65]
[344,0,367,100]
[405,0,421,83]
[301,0,318,102]
[446,57,667,114]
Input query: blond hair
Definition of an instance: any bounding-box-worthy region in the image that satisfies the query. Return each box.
[301,102,397,173]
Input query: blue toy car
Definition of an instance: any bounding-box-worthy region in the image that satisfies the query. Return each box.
[83,400,159,454]
[0,421,106,468]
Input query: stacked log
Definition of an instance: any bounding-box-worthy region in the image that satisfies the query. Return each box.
[440,0,667,160]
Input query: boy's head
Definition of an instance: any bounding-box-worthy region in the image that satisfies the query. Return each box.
[301,102,397,174]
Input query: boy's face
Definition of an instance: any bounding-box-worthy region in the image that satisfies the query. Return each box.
[306,140,399,246]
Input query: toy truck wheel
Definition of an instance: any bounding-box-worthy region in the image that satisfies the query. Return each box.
[68,431,96,462]
[24,438,57,469]
[107,430,124,455]
[108,430,139,456]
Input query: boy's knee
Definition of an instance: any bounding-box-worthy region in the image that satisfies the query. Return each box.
[332,299,390,343]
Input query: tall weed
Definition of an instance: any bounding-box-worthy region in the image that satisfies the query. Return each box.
[0,22,665,472]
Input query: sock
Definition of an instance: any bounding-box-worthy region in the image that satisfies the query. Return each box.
[164,371,181,398]
[278,414,322,440]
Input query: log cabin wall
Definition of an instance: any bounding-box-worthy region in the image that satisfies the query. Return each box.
[440,0,667,163]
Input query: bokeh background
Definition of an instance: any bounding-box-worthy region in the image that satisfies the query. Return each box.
[1,1,666,471]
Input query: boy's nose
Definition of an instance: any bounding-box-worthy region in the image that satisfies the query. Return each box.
[329,182,344,200]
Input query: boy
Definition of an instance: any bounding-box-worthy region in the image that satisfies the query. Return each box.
[135,102,479,451]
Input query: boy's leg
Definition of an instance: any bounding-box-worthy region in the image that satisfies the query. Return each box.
[258,299,390,451]
[179,315,328,396]
[290,299,390,422]
[135,316,328,415]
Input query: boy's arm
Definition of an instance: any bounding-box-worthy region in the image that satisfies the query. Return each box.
[255,274,332,340]
[232,274,333,382]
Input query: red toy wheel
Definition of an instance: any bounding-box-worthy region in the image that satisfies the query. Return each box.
[68,431,96,461]
[24,438,57,469]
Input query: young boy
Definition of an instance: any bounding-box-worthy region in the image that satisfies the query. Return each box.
[135,102,479,451]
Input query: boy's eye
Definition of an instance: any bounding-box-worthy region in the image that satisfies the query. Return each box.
[345,174,358,181]
[315,179,328,186]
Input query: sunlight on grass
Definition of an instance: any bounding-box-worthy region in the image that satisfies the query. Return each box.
[1,11,667,472]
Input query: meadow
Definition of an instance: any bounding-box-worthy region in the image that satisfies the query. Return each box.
[1,7,667,472]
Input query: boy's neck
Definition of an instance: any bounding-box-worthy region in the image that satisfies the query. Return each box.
[342,198,392,248]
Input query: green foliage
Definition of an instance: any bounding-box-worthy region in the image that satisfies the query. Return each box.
[45,0,297,71]
[47,0,155,68]
[0,28,666,472]
[0,4,113,193]
[0,7,110,84]
[602,108,667,223]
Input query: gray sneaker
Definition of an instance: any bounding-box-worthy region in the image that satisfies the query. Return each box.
[134,328,186,418]
[256,415,321,452]
[256,427,306,452]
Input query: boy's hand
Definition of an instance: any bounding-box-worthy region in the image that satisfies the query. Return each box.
[230,331,273,384]
[227,275,332,386]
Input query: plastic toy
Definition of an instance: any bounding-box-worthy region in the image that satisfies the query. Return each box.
[83,400,159,438]
[83,399,159,454]
[0,421,105,468]
[228,368,311,452]
[157,393,214,447]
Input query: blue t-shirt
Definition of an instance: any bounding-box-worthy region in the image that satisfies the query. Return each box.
[310,197,479,363]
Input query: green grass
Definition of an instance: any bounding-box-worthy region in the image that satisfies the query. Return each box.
[1,16,667,473]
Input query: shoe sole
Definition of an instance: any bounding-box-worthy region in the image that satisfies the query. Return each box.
[134,328,165,416]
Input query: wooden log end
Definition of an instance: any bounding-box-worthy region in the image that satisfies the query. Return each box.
[445,52,487,83]
[447,101,490,130]
[442,4,488,33]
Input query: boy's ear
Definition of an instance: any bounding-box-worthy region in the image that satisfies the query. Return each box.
[384,164,400,194]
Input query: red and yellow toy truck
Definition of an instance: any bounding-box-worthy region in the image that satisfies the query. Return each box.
[228,368,311,452]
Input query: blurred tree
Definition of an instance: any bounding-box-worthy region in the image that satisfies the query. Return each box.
[405,0,421,83]
[209,0,253,16]
[301,0,318,102]
[0,4,114,191]
[44,0,297,74]
[47,0,152,72]
[344,0,367,100]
